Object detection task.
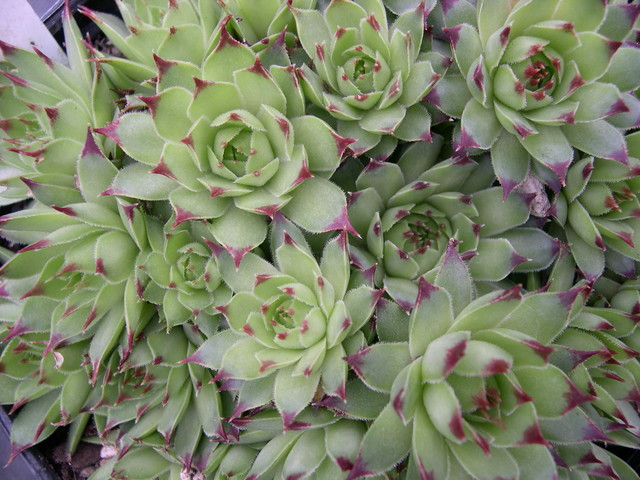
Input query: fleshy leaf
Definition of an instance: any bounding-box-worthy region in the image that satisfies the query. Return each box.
[344,343,411,393]
[281,176,356,234]
[346,404,412,480]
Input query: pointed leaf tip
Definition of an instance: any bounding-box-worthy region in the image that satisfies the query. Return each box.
[324,206,360,238]
[223,244,254,269]
[562,378,598,414]
[93,122,122,146]
[203,238,225,257]
[81,127,104,157]
[416,277,439,304]
[345,455,373,480]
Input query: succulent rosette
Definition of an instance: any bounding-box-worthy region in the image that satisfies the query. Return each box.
[184,224,382,429]
[428,0,640,194]
[95,22,355,266]
[342,243,638,479]
[220,0,317,48]
[346,139,560,309]
[135,219,232,332]
[79,0,227,89]
[551,140,640,282]
[0,132,157,386]
[0,7,117,206]
[291,0,445,158]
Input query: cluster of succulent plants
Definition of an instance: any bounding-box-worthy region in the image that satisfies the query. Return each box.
[0,0,639,479]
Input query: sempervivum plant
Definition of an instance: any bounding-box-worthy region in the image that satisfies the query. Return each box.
[184,223,382,429]
[550,130,640,282]
[78,0,227,89]
[219,0,317,47]
[429,0,640,193]
[292,0,445,158]
[345,138,563,310]
[135,218,232,331]
[343,242,636,479]
[94,19,355,266]
[1,1,640,479]
[0,132,157,379]
[0,4,117,206]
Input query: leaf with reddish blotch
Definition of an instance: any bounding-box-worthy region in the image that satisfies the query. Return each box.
[275,231,322,291]
[454,340,514,377]
[180,329,241,370]
[325,420,365,474]
[94,231,139,284]
[499,286,586,344]
[451,286,523,333]
[473,329,553,368]
[94,113,165,166]
[409,278,455,358]
[480,402,548,448]
[602,46,640,92]
[118,406,164,455]
[434,240,473,316]
[220,291,262,334]
[0,224,96,279]
[469,238,530,282]
[563,120,628,165]
[346,404,412,480]
[157,370,190,443]
[320,343,348,400]
[244,431,303,480]
[422,331,471,382]
[147,329,189,366]
[87,305,124,385]
[320,231,350,302]
[274,364,321,430]
[520,124,573,185]
[515,364,596,418]
[491,130,529,199]
[110,446,172,479]
[564,32,619,83]
[281,176,357,235]
[76,131,117,207]
[383,276,418,313]
[210,205,267,268]
[411,402,450,480]
[8,390,61,464]
[217,337,269,380]
[193,380,223,440]
[564,224,605,283]
[344,285,383,333]
[390,359,422,424]
[281,428,326,480]
[344,343,411,393]
[423,381,466,444]
[106,163,178,201]
[539,406,610,444]
[61,0,91,91]
[325,300,351,349]
[52,202,124,232]
[459,98,501,149]
[449,439,519,480]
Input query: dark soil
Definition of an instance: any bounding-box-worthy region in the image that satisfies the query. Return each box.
[38,423,102,480]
